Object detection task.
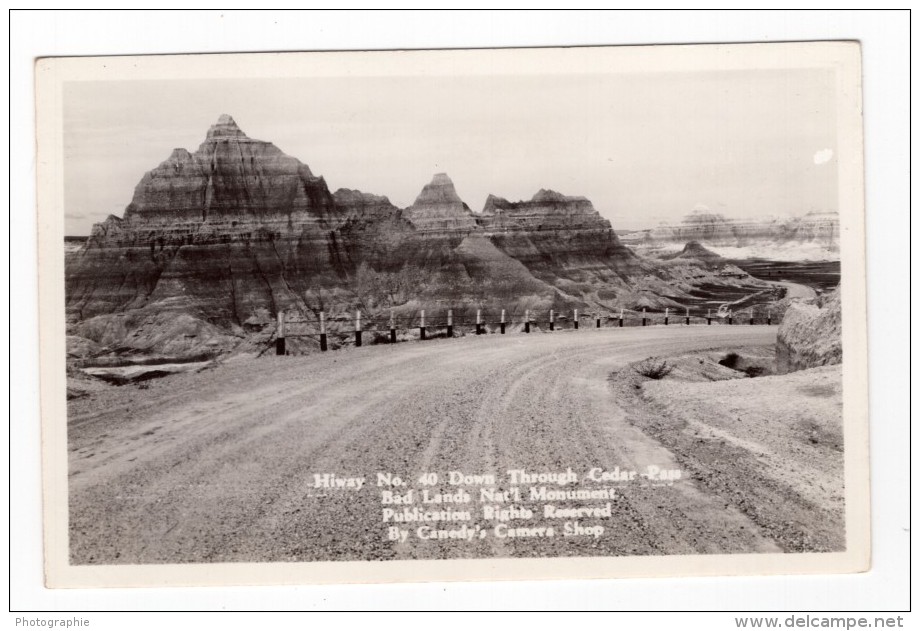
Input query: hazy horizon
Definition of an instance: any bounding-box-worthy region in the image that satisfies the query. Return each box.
[63,69,839,235]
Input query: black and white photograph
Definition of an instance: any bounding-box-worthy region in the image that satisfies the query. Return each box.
[35,41,869,588]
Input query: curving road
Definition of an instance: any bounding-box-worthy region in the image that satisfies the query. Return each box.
[68,325,779,564]
[772,280,818,301]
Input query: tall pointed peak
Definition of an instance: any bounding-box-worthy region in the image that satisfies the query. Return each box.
[404,173,476,230]
[206,114,248,140]
[412,173,463,207]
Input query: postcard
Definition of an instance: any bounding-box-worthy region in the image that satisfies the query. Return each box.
[36,41,869,587]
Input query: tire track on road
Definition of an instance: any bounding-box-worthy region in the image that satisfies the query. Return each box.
[68,326,778,564]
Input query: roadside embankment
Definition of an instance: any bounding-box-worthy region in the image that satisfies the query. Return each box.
[613,348,844,553]
[776,286,842,374]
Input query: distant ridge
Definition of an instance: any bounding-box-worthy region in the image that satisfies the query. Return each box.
[620,206,841,262]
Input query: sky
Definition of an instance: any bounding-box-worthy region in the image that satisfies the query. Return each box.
[63,69,838,235]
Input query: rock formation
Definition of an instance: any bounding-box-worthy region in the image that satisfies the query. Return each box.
[478,189,642,289]
[664,241,724,267]
[124,115,337,228]
[67,115,346,324]
[481,189,601,230]
[775,286,842,374]
[65,115,769,359]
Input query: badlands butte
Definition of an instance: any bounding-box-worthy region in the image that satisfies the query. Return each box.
[64,115,838,365]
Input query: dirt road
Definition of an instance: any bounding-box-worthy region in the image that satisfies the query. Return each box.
[68,326,781,564]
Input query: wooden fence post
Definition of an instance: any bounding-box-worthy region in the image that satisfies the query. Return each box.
[355,310,362,347]
[549,309,555,331]
[500,309,506,334]
[319,311,328,351]
[574,308,579,330]
[276,311,286,355]
[447,309,453,337]
[389,309,396,343]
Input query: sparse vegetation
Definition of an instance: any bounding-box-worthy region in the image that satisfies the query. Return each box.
[718,352,742,369]
[635,358,673,380]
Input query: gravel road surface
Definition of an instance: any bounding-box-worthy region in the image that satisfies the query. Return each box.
[68,326,781,564]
